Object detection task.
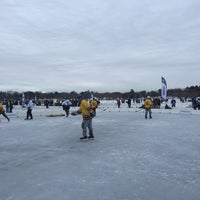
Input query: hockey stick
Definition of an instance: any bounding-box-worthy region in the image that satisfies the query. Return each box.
[135,108,144,112]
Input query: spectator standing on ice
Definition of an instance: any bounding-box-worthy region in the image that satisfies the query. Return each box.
[0,101,10,122]
[9,100,13,113]
[117,98,121,108]
[44,99,49,108]
[127,98,131,108]
[144,96,153,119]
[71,93,94,140]
[62,99,72,117]
[192,98,197,110]
[25,99,34,120]
[5,100,9,113]
[196,97,200,110]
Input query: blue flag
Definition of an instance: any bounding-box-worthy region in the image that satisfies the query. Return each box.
[161,77,167,100]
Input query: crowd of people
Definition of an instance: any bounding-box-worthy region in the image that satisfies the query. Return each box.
[0,95,100,140]
[1,95,200,140]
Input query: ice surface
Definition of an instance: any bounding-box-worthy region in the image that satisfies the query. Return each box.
[0,100,200,200]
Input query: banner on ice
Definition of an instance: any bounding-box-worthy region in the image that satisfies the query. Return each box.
[161,77,167,100]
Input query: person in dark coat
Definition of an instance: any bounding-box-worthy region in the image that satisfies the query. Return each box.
[171,98,176,108]
[5,100,9,113]
[127,98,131,108]
[9,100,13,113]
[196,98,200,110]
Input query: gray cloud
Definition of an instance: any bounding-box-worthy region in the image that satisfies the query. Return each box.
[0,0,200,92]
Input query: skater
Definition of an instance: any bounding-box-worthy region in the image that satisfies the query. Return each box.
[25,99,34,120]
[62,99,72,117]
[0,102,10,122]
[144,96,153,119]
[171,98,176,108]
[71,93,94,140]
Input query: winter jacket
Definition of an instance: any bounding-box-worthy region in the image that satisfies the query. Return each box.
[62,100,72,106]
[77,99,91,120]
[0,103,5,114]
[144,98,153,109]
[27,100,34,109]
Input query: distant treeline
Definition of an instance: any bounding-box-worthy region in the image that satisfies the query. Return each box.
[0,85,200,101]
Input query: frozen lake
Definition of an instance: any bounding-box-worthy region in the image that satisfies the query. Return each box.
[0,102,200,200]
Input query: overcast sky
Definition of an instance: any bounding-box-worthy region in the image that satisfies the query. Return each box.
[0,0,200,93]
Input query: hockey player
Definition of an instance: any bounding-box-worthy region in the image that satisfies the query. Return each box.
[0,102,10,122]
[71,93,94,140]
[144,96,153,119]
[25,99,34,120]
[62,99,72,117]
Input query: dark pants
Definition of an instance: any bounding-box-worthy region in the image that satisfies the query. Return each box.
[1,112,10,121]
[26,108,33,119]
[63,105,70,117]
